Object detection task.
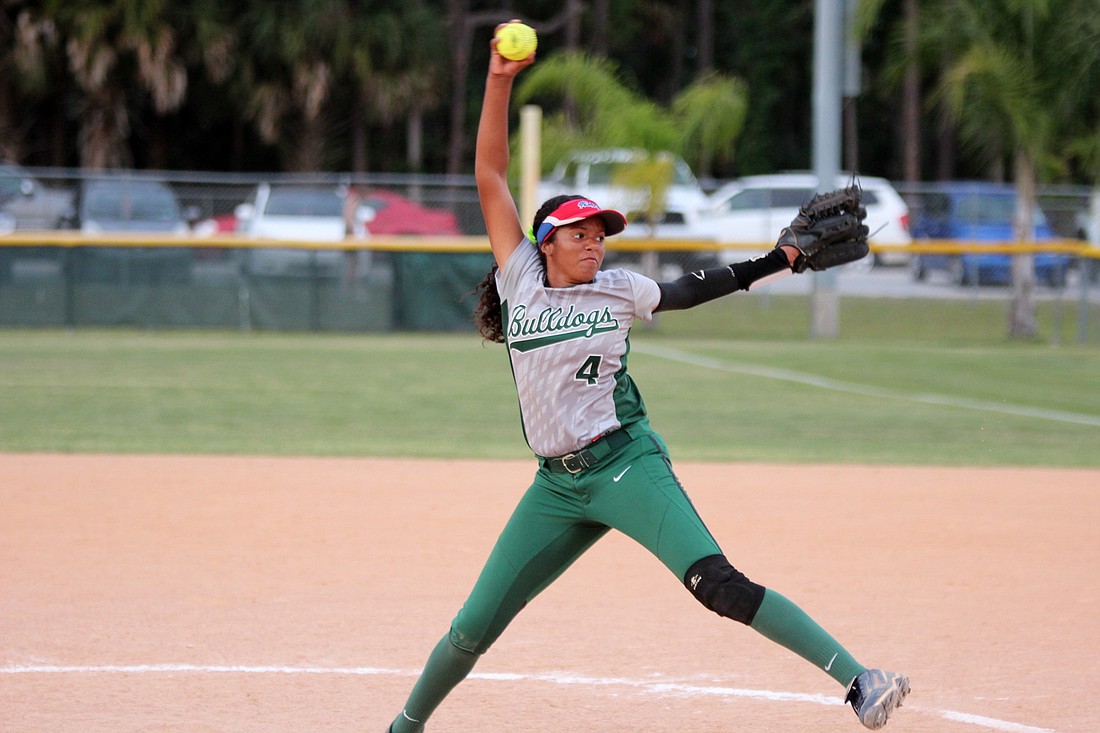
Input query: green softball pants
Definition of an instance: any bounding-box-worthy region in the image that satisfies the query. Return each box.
[449,424,721,654]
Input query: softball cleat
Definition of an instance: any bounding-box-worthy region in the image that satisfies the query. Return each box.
[845,669,910,729]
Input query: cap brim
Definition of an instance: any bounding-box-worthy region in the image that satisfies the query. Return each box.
[594,210,627,237]
[536,199,628,244]
[545,209,627,236]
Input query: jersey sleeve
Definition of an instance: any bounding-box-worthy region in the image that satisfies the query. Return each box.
[625,270,662,322]
[496,238,539,299]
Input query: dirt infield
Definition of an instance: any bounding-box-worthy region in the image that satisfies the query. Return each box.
[1,454,1097,732]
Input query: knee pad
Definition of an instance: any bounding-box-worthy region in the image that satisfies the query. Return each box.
[684,554,766,625]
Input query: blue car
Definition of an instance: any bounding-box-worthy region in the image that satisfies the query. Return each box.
[910,182,1069,286]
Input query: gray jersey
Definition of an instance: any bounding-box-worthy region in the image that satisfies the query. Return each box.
[496,241,662,458]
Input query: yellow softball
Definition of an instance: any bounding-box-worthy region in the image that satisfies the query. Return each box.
[495,22,537,61]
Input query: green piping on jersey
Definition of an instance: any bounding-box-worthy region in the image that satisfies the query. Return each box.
[500,297,534,450]
[612,330,648,425]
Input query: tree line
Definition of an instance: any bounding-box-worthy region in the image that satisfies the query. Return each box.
[0,0,1096,186]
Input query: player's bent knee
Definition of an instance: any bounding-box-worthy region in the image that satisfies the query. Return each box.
[448,625,489,655]
[450,588,529,654]
[684,554,766,625]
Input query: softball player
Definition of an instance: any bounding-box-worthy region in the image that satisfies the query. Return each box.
[386,23,908,732]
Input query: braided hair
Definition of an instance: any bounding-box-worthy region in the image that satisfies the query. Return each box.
[473,194,587,343]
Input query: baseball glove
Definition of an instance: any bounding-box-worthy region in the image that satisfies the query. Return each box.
[776,185,870,273]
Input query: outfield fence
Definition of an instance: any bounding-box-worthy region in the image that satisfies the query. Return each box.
[1,233,1097,342]
[1,169,1098,341]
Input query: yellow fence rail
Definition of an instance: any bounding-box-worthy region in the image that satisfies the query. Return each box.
[1,231,1098,259]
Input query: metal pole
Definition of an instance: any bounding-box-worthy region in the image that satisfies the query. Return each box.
[519,105,542,232]
[63,246,75,328]
[1079,256,1090,344]
[811,0,845,338]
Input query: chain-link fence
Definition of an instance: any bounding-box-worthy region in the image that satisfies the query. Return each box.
[1,165,1097,340]
[0,165,487,235]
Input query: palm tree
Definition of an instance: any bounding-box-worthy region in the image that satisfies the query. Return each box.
[442,2,583,175]
[46,0,189,169]
[234,0,340,171]
[350,2,446,173]
[231,0,448,173]
[671,72,748,180]
[855,0,924,183]
[0,4,59,162]
[920,0,1100,337]
[513,52,748,228]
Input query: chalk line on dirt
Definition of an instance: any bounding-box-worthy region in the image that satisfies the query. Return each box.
[0,663,1054,733]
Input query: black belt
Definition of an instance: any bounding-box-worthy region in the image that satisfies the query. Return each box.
[541,427,634,474]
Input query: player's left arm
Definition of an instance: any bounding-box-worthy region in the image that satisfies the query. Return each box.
[654,247,798,312]
[656,183,868,312]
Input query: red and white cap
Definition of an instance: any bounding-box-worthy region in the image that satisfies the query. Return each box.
[535,198,627,245]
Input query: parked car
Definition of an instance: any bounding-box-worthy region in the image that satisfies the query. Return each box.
[192,212,239,237]
[537,148,716,273]
[233,184,461,277]
[65,178,194,234]
[235,183,350,277]
[909,182,1070,286]
[537,148,710,238]
[695,173,913,266]
[350,188,461,236]
[62,178,195,283]
[1074,187,1100,282]
[0,162,73,229]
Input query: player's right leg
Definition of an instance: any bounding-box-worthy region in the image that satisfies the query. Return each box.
[388,472,607,732]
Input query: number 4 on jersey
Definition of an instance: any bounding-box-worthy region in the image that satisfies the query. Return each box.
[575,355,602,385]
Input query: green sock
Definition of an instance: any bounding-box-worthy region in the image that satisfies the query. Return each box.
[390,633,479,733]
[749,589,865,687]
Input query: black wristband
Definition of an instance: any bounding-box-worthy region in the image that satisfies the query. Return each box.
[729,248,792,285]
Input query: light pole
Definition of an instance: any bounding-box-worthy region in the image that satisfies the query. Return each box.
[811,0,846,338]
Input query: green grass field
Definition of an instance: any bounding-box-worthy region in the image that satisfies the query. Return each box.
[2,295,1098,467]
